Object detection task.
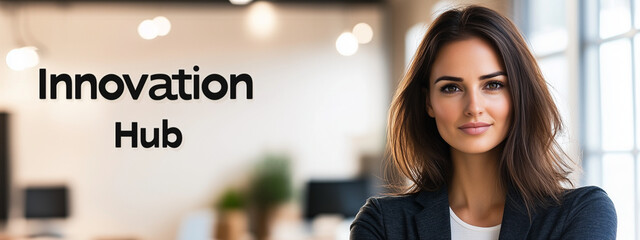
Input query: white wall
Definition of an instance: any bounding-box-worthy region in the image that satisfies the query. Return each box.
[0,2,388,239]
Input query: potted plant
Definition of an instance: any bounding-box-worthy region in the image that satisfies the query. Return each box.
[249,154,293,240]
[215,188,249,240]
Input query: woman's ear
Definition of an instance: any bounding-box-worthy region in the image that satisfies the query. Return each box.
[426,103,435,118]
[423,88,435,118]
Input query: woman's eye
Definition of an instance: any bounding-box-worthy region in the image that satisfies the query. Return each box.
[485,81,504,90]
[440,84,460,93]
[439,81,504,94]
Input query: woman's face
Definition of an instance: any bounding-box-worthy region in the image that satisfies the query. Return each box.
[427,37,511,155]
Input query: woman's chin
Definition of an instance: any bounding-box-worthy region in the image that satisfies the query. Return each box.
[451,143,501,155]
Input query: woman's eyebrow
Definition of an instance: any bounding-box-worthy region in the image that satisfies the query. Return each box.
[479,71,506,80]
[434,76,463,84]
[434,71,506,84]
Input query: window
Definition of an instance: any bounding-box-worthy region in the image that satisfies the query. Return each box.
[522,0,574,183]
[582,0,639,239]
[526,0,639,238]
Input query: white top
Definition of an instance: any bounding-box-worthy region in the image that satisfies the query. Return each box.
[450,207,501,240]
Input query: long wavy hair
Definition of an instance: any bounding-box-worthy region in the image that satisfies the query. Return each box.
[386,5,575,217]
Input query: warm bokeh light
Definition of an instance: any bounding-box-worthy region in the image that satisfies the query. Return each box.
[6,46,39,71]
[230,0,253,5]
[247,2,276,38]
[335,32,358,56]
[153,16,172,36]
[138,19,158,40]
[352,23,373,44]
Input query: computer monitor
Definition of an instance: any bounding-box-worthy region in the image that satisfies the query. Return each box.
[304,178,371,220]
[0,113,9,224]
[24,186,69,219]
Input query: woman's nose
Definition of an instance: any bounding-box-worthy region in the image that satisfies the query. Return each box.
[464,88,485,117]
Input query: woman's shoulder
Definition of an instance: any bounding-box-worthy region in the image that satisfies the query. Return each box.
[547,185,615,217]
[356,187,449,218]
[359,192,423,213]
[352,189,445,225]
[350,191,433,240]
[538,185,617,239]
[563,185,609,199]
[560,185,614,210]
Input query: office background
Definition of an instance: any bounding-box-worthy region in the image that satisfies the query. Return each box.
[0,0,637,239]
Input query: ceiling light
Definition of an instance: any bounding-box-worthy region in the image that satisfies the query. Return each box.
[247,2,276,38]
[352,23,373,44]
[336,32,358,56]
[6,46,39,71]
[138,19,158,40]
[230,0,253,5]
[153,16,171,36]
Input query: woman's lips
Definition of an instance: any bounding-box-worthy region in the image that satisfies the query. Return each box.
[459,126,491,135]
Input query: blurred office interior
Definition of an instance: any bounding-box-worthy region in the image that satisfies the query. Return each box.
[0,0,638,239]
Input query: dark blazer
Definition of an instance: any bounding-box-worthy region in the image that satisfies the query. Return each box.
[350,185,617,240]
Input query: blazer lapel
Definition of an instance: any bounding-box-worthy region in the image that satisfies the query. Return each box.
[498,185,536,240]
[414,186,451,240]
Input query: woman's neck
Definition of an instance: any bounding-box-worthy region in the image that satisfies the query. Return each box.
[448,146,506,227]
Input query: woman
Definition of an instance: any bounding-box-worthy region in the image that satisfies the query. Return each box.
[350,5,617,240]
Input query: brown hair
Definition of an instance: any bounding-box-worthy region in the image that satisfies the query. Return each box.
[386,5,575,217]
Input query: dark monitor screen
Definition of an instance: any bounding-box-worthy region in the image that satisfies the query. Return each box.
[305,179,370,219]
[0,113,9,222]
[24,187,69,219]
